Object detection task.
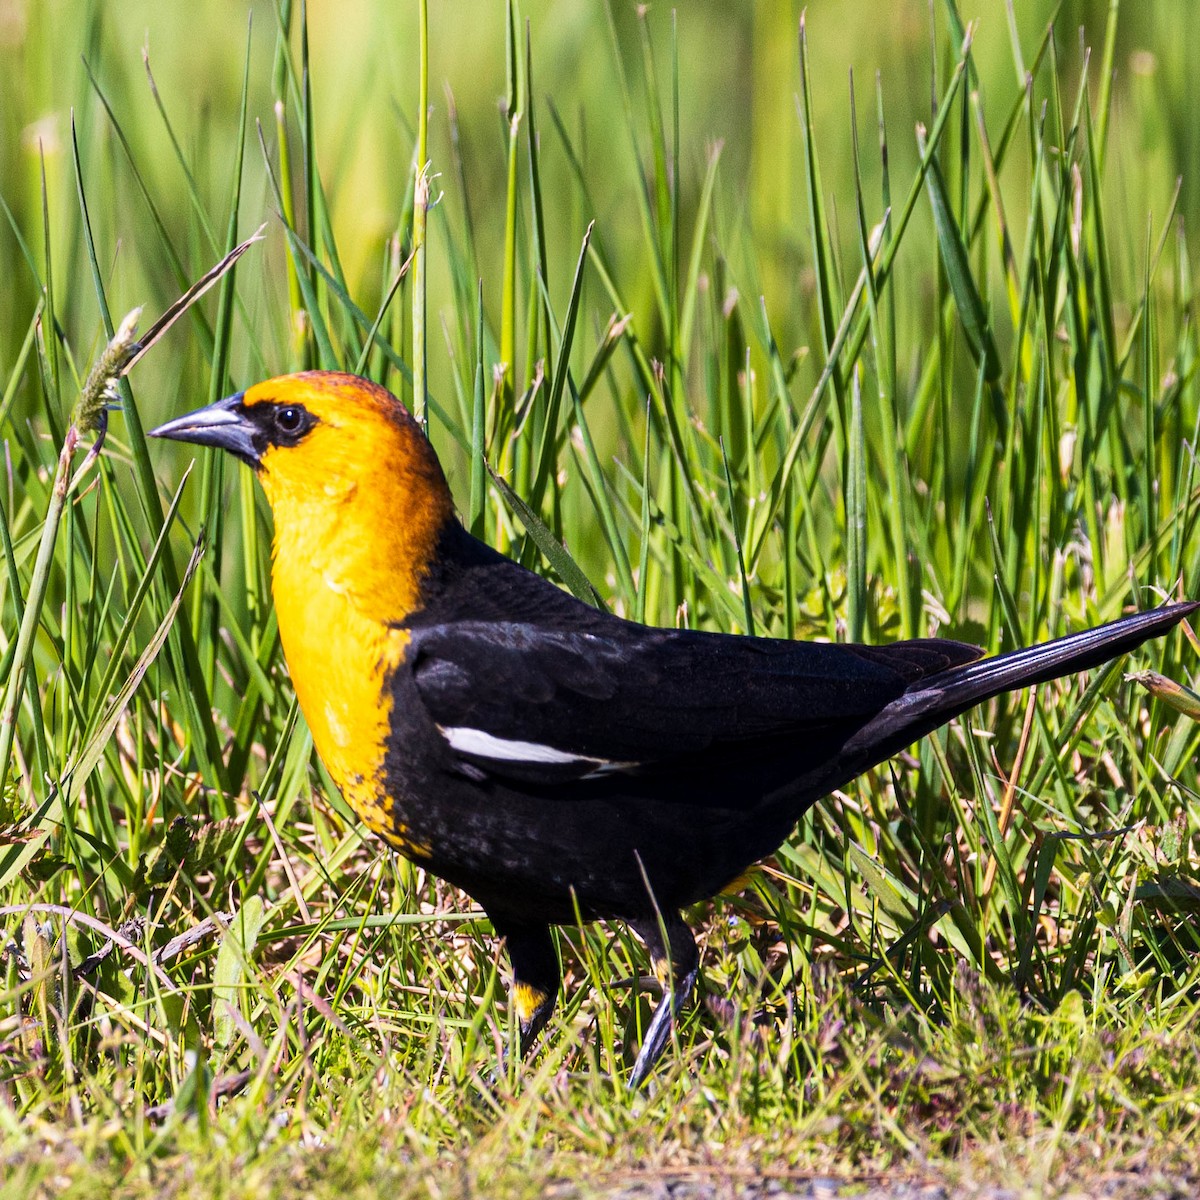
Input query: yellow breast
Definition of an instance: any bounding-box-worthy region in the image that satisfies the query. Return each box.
[264,472,431,857]
[272,555,409,840]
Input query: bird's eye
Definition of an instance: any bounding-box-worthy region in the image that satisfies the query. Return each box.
[275,406,304,434]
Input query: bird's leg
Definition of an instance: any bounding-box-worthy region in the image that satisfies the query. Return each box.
[628,913,699,1088]
[493,919,560,1057]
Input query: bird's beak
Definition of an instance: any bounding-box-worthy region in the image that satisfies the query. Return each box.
[148,392,260,466]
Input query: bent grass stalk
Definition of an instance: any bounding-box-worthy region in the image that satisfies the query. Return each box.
[0,309,141,797]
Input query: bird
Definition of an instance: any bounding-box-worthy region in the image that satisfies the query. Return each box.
[149,369,1195,1086]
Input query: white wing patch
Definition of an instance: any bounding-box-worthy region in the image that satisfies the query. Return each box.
[437,725,637,776]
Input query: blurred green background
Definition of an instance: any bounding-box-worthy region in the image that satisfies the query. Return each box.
[3,0,1198,440]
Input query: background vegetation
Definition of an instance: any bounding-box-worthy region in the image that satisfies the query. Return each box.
[2,0,1200,1195]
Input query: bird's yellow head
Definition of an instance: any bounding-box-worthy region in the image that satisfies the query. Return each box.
[151,370,455,621]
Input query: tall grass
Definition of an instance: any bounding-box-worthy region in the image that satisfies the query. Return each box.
[2,1,1200,1194]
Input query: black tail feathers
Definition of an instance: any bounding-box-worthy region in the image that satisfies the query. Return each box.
[918,601,1197,713]
[843,601,1196,763]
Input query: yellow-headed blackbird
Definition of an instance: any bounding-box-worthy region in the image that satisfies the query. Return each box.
[151,370,1196,1084]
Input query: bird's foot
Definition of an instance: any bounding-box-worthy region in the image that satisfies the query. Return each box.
[628,965,698,1089]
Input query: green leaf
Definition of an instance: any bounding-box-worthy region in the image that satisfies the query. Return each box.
[848,842,914,922]
[213,894,268,1048]
[918,127,1001,383]
[487,465,603,608]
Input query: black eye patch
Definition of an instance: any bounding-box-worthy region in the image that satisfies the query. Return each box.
[244,399,319,450]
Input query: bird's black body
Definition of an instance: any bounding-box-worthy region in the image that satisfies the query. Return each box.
[385,522,986,925]
[379,519,1195,1078]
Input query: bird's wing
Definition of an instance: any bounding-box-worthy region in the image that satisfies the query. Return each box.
[407,618,981,786]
